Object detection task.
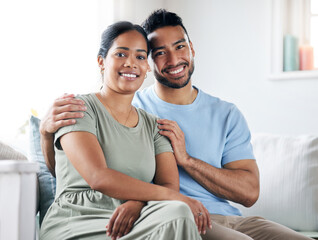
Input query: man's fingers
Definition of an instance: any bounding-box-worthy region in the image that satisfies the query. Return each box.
[59,93,75,99]
[54,111,84,122]
[51,103,86,117]
[55,97,85,107]
[205,208,212,229]
[157,128,177,142]
[197,211,203,234]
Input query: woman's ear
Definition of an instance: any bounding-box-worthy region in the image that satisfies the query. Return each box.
[147,63,151,72]
[97,56,104,69]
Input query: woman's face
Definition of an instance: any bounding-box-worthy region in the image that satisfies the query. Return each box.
[100,30,150,94]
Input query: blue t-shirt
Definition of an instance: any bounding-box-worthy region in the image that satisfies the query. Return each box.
[132,85,255,216]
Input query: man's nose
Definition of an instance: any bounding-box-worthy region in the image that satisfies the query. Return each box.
[166,51,179,66]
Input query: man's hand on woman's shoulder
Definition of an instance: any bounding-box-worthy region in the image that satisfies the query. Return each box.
[40,93,86,137]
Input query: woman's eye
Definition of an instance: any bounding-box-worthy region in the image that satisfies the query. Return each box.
[116,53,126,57]
[137,55,146,60]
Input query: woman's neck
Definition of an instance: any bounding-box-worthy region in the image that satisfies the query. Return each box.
[98,86,134,112]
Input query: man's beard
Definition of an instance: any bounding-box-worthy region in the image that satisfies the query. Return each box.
[154,60,195,89]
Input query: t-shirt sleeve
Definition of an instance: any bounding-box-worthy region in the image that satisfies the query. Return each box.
[222,105,255,166]
[54,96,97,150]
[153,121,173,156]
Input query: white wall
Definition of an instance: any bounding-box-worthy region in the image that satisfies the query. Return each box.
[165,0,318,135]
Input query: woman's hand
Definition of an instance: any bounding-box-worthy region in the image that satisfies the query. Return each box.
[179,195,212,235]
[106,200,145,240]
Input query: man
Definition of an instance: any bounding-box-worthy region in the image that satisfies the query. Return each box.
[40,9,311,240]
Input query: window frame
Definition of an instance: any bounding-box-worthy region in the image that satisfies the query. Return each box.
[269,0,318,80]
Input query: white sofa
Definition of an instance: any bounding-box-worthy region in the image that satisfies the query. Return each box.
[1,131,318,239]
[233,133,318,239]
[0,141,39,240]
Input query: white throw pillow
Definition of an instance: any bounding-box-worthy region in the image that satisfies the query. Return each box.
[233,133,318,231]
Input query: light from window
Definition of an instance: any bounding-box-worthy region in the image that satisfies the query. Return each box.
[0,0,112,151]
[311,0,318,68]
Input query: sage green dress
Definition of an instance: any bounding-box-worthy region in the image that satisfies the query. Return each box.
[40,93,201,240]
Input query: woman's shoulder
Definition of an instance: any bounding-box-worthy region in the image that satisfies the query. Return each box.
[75,93,95,104]
[75,93,100,111]
[137,108,159,122]
[137,108,159,131]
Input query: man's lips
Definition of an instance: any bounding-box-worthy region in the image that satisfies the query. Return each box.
[163,63,188,76]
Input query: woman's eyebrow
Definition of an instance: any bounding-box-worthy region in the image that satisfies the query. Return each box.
[116,47,147,53]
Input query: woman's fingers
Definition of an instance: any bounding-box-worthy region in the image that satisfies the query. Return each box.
[112,213,129,239]
[106,210,118,237]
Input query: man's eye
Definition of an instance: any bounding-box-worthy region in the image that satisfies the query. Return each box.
[176,45,185,50]
[154,51,165,57]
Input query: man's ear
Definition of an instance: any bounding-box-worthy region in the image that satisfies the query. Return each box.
[97,56,104,69]
[190,41,195,58]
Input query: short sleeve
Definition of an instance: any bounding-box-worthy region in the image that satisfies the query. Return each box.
[54,96,97,150]
[153,121,173,156]
[222,105,255,166]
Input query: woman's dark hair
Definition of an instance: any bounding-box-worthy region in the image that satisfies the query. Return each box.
[142,9,190,41]
[97,21,150,58]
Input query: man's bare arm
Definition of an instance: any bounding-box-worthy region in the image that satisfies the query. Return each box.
[157,119,260,207]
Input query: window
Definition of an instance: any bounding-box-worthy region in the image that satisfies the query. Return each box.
[311,0,318,68]
[270,0,318,80]
[0,0,113,151]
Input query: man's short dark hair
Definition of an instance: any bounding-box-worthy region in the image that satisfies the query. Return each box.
[142,9,190,41]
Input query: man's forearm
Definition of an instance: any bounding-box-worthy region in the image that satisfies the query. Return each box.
[181,157,259,207]
[40,134,56,177]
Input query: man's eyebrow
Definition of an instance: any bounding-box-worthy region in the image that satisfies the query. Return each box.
[151,38,186,53]
[173,38,186,46]
[116,47,147,53]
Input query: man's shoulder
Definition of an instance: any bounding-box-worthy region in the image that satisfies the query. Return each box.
[198,88,236,112]
[135,85,153,96]
[133,85,155,109]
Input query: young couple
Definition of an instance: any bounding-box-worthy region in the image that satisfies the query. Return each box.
[40,9,311,240]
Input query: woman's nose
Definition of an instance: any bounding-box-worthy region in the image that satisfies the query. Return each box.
[123,56,137,68]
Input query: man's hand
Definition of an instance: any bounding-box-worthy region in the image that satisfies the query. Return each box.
[157,119,190,166]
[40,93,86,137]
[39,93,86,177]
[106,201,145,240]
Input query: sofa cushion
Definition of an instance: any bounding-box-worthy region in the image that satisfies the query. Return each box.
[29,115,56,226]
[0,140,27,160]
[234,133,318,231]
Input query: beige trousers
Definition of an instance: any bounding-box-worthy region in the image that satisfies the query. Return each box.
[201,214,312,240]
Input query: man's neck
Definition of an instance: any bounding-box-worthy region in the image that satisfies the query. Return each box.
[154,81,198,105]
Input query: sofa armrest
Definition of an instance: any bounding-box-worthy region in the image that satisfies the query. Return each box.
[0,160,39,240]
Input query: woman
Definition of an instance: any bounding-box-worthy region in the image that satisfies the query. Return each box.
[40,21,209,240]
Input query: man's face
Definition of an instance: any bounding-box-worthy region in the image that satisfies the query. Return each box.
[148,25,195,89]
